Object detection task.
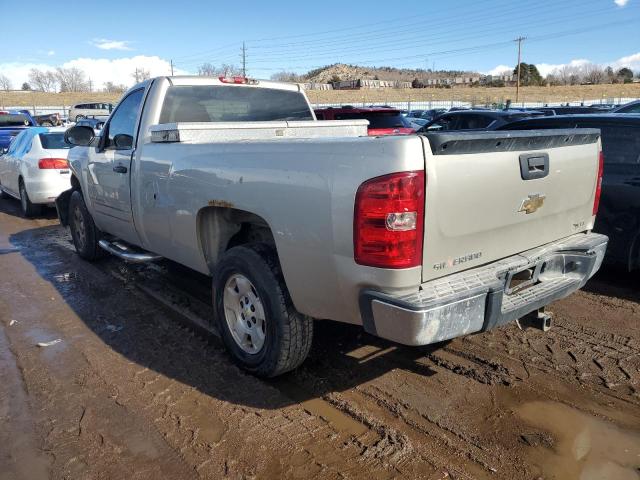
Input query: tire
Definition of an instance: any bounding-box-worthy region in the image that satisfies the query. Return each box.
[68,190,104,261]
[213,243,313,377]
[19,180,42,217]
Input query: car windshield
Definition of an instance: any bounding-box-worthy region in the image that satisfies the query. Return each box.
[39,133,72,149]
[334,111,410,129]
[160,85,314,122]
[0,114,32,127]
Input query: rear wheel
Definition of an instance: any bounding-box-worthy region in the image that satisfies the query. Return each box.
[19,180,42,217]
[69,190,104,261]
[213,244,313,377]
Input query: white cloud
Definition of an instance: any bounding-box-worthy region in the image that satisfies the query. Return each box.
[534,59,590,77]
[614,0,629,6]
[0,55,190,91]
[485,64,512,76]
[47,50,55,56]
[90,38,132,51]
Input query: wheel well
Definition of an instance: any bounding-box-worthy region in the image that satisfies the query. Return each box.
[70,174,80,191]
[197,206,276,274]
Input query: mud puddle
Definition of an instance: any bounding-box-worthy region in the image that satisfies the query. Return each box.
[515,400,640,480]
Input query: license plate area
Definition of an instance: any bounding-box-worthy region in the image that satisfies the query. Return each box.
[504,262,546,295]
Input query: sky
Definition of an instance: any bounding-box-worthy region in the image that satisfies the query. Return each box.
[1,0,639,90]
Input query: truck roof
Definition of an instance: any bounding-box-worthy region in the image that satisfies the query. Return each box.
[128,76,302,94]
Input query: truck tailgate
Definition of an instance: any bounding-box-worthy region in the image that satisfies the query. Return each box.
[421,129,601,282]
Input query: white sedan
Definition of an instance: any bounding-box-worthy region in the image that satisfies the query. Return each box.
[0,127,72,217]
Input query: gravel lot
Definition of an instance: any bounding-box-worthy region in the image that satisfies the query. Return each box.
[1,199,639,480]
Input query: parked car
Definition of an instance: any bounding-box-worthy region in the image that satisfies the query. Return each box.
[0,127,72,217]
[500,113,640,271]
[34,112,63,127]
[68,102,114,122]
[58,76,606,377]
[537,106,613,115]
[407,117,429,129]
[612,100,640,114]
[314,106,415,135]
[75,117,105,133]
[419,109,544,132]
[0,111,36,154]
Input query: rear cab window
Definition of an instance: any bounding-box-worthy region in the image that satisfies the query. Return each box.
[159,85,313,123]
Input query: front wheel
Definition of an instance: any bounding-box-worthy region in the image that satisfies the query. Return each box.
[213,244,313,377]
[19,180,42,217]
[68,190,104,261]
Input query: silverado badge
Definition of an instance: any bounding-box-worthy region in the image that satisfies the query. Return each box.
[519,194,545,214]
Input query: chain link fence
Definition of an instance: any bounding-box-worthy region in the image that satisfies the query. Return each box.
[2,97,638,118]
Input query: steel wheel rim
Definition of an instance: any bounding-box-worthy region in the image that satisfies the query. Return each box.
[223,273,266,354]
[73,206,86,250]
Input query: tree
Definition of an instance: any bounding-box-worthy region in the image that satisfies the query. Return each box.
[56,67,89,92]
[605,66,616,84]
[270,71,302,82]
[197,63,217,76]
[583,64,605,84]
[617,67,634,83]
[103,81,127,93]
[28,68,58,92]
[0,74,11,91]
[330,74,341,84]
[411,77,424,88]
[513,63,543,86]
[131,68,151,83]
[21,82,31,91]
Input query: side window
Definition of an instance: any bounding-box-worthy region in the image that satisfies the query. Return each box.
[625,104,640,114]
[426,116,455,131]
[105,89,144,149]
[457,115,492,130]
[600,125,640,164]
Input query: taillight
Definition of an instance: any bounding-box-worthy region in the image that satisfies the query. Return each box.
[354,171,425,268]
[38,158,68,169]
[593,151,604,215]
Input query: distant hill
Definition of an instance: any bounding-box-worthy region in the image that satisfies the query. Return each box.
[302,63,477,84]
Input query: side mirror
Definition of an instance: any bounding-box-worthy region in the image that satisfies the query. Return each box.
[65,125,95,146]
[113,133,133,149]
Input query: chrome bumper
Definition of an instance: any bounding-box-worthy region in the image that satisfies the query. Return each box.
[360,233,608,346]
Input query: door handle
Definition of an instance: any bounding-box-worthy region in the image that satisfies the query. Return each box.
[113,165,128,174]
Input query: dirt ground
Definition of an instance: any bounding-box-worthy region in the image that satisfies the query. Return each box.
[1,199,639,480]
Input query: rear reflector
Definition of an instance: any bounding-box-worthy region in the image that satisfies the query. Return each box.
[354,171,425,269]
[593,150,604,216]
[38,158,68,169]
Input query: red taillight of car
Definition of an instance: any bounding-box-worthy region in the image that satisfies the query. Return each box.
[354,171,425,268]
[593,150,604,215]
[38,158,68,169]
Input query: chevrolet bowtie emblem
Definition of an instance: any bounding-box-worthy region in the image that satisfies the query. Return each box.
[519,194,545,214]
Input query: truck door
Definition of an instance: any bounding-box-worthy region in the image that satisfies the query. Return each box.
[87,88,144,244]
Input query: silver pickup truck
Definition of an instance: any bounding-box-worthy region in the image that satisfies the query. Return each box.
[58,76,607,377]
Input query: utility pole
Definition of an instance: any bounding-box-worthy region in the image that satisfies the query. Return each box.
[514,36,526,103]
[170,60,174,76]
[241,42,247,77]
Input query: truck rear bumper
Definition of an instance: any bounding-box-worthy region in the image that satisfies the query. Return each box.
[360,232,608,346]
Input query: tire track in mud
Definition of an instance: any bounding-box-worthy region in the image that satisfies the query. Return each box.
[24,217,640,478]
